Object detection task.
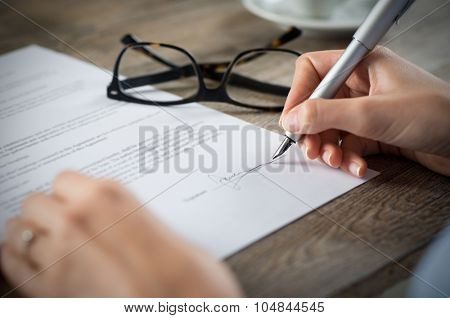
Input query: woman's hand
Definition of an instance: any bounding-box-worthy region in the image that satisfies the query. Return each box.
[1,171,242,297]
[280,47,450,177]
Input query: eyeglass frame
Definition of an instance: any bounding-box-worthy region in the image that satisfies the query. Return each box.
[107,29,302,111]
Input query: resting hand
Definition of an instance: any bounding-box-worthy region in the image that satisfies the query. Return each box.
[1,171,242,297]
[280,47,450,177]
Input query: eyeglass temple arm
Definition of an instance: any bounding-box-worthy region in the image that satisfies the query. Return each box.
[121,34,180,69]
[196,64,289,95]
[121,27,301,70]
[236,27,302,65]
[226,73,290,96]
[120,34,232,76]
[265,27,302,49]
[120,64,289,96]
[193,27,302,70]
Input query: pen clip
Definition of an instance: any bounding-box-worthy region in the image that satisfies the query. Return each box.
[394,0,415,24]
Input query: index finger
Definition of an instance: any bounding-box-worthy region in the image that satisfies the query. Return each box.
[281,50,344,119]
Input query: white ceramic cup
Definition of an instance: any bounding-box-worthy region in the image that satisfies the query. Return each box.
[286,0,376,20]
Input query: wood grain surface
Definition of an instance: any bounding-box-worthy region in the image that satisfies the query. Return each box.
[0,0,449,297]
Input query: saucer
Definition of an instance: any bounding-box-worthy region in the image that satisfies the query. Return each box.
[242,0,376,37]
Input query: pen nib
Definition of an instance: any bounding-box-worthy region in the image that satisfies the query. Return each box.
[272,152,283,161]
[272,137,294,160]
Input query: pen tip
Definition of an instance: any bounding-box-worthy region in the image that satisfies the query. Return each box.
[272,152,282,161]
[272,137,294,161]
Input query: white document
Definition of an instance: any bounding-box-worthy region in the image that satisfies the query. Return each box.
[0,46,378,258]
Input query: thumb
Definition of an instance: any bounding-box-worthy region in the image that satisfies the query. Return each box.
[281,96,383,138]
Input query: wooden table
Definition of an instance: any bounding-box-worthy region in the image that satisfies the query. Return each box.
[1,0,449,297]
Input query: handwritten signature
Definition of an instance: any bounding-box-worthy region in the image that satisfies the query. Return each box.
[208,160,274,190]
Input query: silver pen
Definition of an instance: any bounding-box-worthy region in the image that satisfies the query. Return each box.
[272,0,415,160]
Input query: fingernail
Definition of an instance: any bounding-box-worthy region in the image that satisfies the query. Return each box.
[306,147,313,159]
[281,110,299,132]
[349,161,361,177]
[301,144,312,159]
[322,151,332,166]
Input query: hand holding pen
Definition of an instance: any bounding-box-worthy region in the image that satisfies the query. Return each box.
[278,47,450,177]
[273,0,416,161]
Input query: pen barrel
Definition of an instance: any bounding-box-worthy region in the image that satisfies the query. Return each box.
[284,0,415,144]
[354,0,414,50]
[309,39,369,100]
[285,39,369,142]
[309,0,415,100]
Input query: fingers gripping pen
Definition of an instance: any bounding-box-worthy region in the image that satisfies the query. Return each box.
[272,0,415,160]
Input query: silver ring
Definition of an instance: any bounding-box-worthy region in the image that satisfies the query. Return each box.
[20,229,36,256]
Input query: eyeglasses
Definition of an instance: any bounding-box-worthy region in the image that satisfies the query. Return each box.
[107,28,302,111]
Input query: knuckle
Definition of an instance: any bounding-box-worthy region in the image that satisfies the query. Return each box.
[372,46,391,59]
[54,211,77,237]
[91,179,121,201]
[54,170,76,183]
[74,179,123,212]
[96,179,124,199]
[97,179,121,191]
[369,46,396,66]
[76,179,110,204]
[62,205,87,223]
[373,45,389,54]
[295,54,310,69]
[295,55,304,67]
